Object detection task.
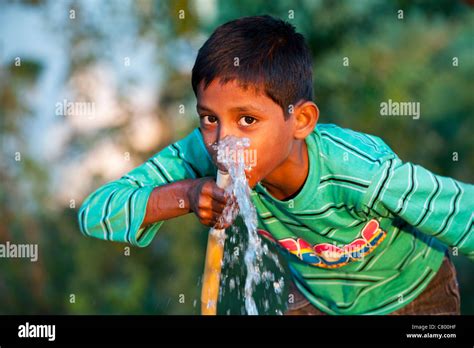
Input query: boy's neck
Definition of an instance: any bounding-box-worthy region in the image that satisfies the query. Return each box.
[260,139,309,201]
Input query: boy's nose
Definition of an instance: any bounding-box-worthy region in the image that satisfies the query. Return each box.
[217,124,234,143]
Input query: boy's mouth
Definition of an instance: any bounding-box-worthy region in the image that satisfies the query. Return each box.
[209,152,227,172]
[211,153,255,183]
[208,136,257,185]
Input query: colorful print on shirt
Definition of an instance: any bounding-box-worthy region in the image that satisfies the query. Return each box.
[258,219,387,268]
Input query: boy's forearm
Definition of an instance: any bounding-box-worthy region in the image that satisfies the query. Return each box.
[140,179,195,227]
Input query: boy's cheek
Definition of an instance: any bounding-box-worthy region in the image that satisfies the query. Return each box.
[246,175,259,189]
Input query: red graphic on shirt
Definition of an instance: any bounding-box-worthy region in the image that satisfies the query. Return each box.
[257,219,386,269]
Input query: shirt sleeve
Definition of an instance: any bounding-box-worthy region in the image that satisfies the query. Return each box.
[77,128,216,247]
[360,157,474,261]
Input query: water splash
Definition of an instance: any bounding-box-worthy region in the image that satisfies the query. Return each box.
[213,136,284,315]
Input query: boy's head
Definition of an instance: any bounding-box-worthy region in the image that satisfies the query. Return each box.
[192,15,313,119]
[192,15,319,188]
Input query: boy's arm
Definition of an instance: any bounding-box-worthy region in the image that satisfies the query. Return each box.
[361,157,474,261]
[77,128,217,247]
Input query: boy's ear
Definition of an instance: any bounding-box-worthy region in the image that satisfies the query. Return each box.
[293,101,319,140]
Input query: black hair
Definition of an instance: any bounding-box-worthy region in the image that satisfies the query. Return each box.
[191,15,313,118]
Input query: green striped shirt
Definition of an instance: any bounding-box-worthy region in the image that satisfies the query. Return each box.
[78,124,474,314]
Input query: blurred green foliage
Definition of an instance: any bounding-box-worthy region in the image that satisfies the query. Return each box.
[0,0,472,314]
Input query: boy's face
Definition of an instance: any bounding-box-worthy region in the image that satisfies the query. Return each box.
[196,78,307,188]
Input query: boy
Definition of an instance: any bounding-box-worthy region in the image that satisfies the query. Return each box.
[78,15,473,315]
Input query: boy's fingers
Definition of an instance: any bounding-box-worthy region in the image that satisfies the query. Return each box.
[210,199,226,214]
[196,178,232,228]
[202,180,227,204]
[213,221,227,230]
[199,207,226,224]
[200,209,233,229]
[211,188,227,205]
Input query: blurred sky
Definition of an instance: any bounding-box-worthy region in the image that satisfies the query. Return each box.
[1,1,172,206]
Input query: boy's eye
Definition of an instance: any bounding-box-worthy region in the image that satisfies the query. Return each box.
[201,115,218,125]
[238,116,257,127]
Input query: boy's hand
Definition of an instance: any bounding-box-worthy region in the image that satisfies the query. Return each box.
[187,177,231,229]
